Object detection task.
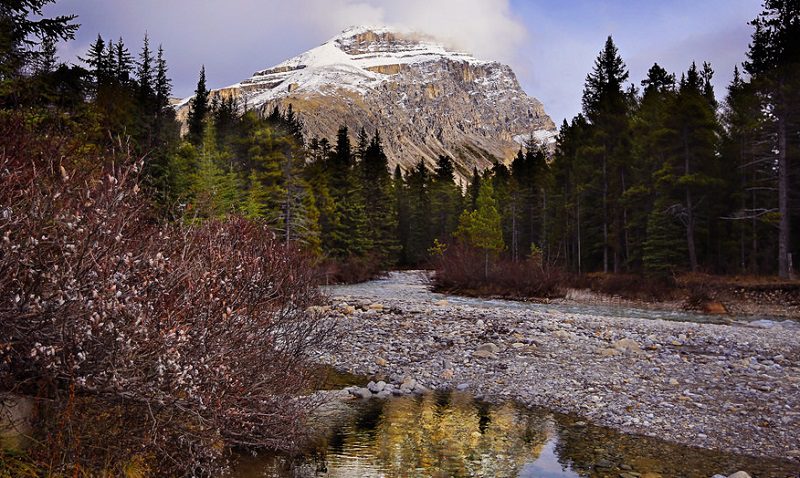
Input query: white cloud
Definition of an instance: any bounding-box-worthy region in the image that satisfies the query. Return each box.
[296,0,527,63]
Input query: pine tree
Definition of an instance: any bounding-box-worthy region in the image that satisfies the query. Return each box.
[360,131,399,263]
[744,0,800,278]
[188,124,241,220]
[187,65,210,145]
[37,36,58,74]
[643,195,687,276]
[406,160,432,264]
[114,37,133,84]
[625,63,676,269]
[581,36,632,273]
[0,0,77,99]
[393,164,411,265]
[467,166,481,210]
[661,62,721,272]
[429,155,464,246]
[155,45,171,113]
[136,33,154,105]
[326,126,371,257]
[456,180,505,278]
[81,35,108,87]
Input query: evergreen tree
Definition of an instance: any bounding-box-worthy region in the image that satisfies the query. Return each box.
[467,166,481,210]
[113,37,133,84]
[0,0,77,101]
[581,36,632,273]
[744,0,800,278]
[326,126,371,257]
[155,44,171,112]
[643,195,687,276]
[456,180,505,278]
[393,164,411,265]
[360,131,399,263]
[406,160,432,264]
[187,65,210,145]
[136,33,154,104]
[660,62,721,272]
[429,155,464,246]
[188,124,240,220]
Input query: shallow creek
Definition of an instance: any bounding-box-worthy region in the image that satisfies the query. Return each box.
[233,272,799,477]
[233,390,797,478]
[328,270,798,328]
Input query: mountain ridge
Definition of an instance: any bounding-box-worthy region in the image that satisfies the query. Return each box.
[178,26,556,182]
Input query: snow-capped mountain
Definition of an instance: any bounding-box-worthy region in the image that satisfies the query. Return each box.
[179,26,556,182]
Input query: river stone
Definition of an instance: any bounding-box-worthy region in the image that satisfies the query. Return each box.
[472,349,497,359]
[375,357,387,367]
[434,300,449,306]
[351,387,372,399]
[553,330,572,339]
[367,380,386,393]
[368,303,384,310]
[441,369,455,380]
[342,305,356,315]
[727,472,751,478]
[613,338,643,355]
[600,348,621,357]
[477,343,500,354]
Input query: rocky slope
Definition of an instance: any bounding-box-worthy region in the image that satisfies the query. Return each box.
[178,26,556,182]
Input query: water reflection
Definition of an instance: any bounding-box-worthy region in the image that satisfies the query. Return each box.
[233,392,799,478]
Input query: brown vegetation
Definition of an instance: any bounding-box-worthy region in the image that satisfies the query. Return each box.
[433,243,564,299]
[0,116,334,476]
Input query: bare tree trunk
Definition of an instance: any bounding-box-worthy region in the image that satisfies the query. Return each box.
[577,193,582,275]
[602,150,609,273]
[684,132,698,272]
[777,108,790,279]
[511,201,518,262]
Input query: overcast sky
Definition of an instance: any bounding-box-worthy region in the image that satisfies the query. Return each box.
[45,0,762,124]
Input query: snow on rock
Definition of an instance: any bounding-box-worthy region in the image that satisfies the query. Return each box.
[177,27,557,182]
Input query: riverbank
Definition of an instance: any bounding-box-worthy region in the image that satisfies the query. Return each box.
[311,271,800,467]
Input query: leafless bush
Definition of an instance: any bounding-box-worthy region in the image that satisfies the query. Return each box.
[0,117,334,475]
[434,243,564,299]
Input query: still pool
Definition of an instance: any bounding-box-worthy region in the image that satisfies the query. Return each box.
[233,391,799,478]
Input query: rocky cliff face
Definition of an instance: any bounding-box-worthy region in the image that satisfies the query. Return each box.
[178,26,556,183]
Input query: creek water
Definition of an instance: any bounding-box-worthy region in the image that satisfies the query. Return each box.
[232,272,799,477]
[233,390,797,478]
[327,270,799,329]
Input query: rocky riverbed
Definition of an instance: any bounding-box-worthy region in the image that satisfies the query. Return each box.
[311,271,800,466]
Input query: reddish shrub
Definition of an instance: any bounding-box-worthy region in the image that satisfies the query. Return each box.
[0,118,334,475]
[433,242,565,299]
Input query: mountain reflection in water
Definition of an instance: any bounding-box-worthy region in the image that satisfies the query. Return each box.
[234,391,798,478]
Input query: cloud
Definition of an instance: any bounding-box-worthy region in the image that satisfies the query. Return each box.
[305,0,528,63]
[46,0,527,97]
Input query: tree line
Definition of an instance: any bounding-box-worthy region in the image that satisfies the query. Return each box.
[169,0,798,281]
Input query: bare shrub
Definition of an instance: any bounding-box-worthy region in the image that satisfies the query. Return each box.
[0,117,334,475]
[434,242,564,299]
[318,254,384,285]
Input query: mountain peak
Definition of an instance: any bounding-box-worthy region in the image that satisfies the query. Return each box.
[178,25,556,181]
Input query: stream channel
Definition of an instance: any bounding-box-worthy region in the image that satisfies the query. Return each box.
[234,272,799,478]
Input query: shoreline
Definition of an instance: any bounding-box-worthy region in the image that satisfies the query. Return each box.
[313,273,800,468]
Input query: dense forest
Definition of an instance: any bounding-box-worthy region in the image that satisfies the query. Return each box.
[5,2,796,283]
[162,2,799,282]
